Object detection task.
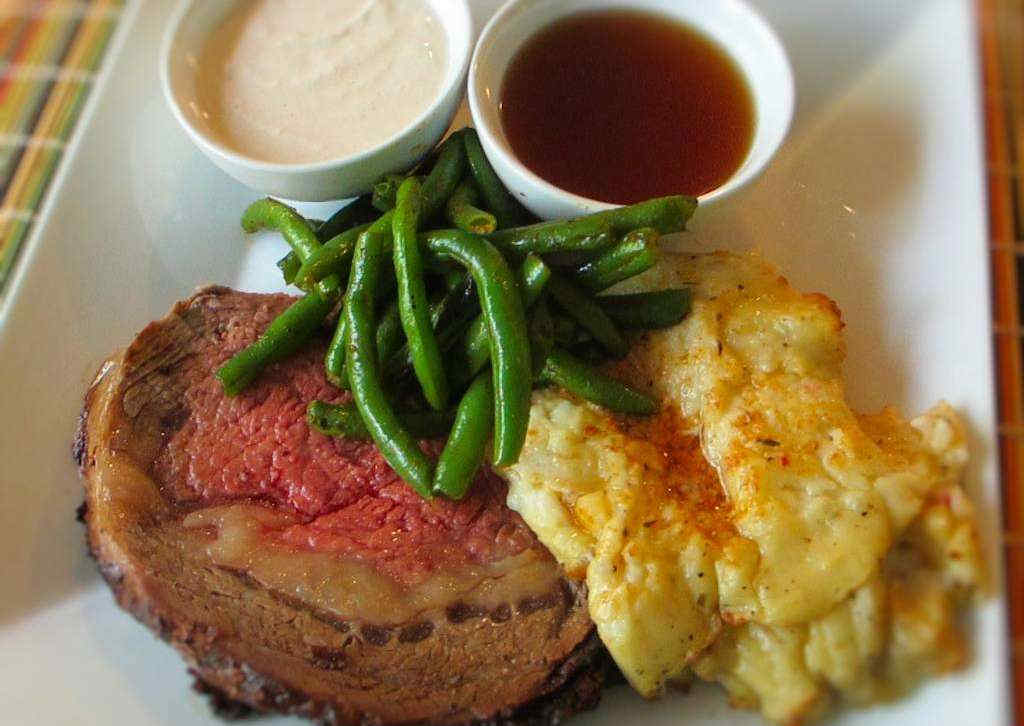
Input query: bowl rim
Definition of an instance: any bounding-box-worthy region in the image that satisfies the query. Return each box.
[467,0,795,212]
[158,0,473,175]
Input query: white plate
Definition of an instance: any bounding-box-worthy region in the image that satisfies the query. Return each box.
[0,0,1009,724]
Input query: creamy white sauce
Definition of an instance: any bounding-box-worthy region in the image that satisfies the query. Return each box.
[195,0,447,164]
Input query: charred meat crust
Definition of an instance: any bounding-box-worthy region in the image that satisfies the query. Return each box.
[81,506,598,726]
[185,632,614,726]
[76,287,603,726]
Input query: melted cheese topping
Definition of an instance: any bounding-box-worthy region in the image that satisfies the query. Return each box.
[502,251,983,723]
[180,505,561,625]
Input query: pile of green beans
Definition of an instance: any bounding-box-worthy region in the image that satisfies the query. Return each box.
[217,127,697,500]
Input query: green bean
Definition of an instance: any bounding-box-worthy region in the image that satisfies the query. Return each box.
[217,278,339,396]
[372,173,407,212]
[241,197,345,301]
[325,266,404,392]
[345,227,434,496]
[528,298,555,377]
[434,305,479,352]
[462,128,530,229]
[307,401,453,440]
[432,372,494,499]
[241,198,321,262]
[308,399,375,438]
[594,244,657,292]
[296,218,468,290]
[293,221,374,291]
[225,200,346,394]
[517,254,553,306]
[384,291,479,379]
[315,194,377,241]
[445,179,497,234]
[454,325,495,387]
[371,174,429,212]
[299,208,451,290]
[375,273,474,380]
[597,288,692,329]
[486,216,613,257]
[324,310,349,389]
[421,229,530,467]
[393,177,448,411]
[421,132,467,218]
[592,195,697,235]
[451,254,551,388]
[277,251,301,285]
[547,273,628,358]
[273,196,377,280]
[540,347,657,415]
[375,300,404,365]
[574,228,658,292]
[431,273,471,328]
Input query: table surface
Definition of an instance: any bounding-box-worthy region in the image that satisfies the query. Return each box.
[980,0,1024,720]
[0,0,1020,722]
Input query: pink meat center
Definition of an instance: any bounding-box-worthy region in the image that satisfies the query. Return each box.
[152,314,534,587]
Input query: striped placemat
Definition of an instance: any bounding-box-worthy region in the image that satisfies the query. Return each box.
[0,0,125,292]
[980,0,1024,721]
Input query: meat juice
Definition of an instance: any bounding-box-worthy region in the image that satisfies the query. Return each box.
[500,10,755,203]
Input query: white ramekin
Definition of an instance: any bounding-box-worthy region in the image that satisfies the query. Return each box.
[468,0,794,219]
[160,0,472,202]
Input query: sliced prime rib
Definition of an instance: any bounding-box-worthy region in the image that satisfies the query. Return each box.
[75,286,604,725]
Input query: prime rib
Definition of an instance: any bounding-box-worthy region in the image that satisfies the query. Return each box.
[74,286,607,725]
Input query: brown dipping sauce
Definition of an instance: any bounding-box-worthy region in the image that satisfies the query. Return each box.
[500,9,755,204]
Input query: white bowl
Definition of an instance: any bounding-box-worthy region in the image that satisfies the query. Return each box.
[160,0,472,202]
[468,0,795,219]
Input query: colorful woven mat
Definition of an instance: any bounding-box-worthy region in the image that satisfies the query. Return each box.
[0,0,124,291]
[981,0,1024,721]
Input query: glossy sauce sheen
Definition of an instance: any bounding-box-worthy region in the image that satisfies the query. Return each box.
[500,10,754,203]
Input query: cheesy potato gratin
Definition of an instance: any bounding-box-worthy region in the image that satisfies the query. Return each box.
[503,251,983,724]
